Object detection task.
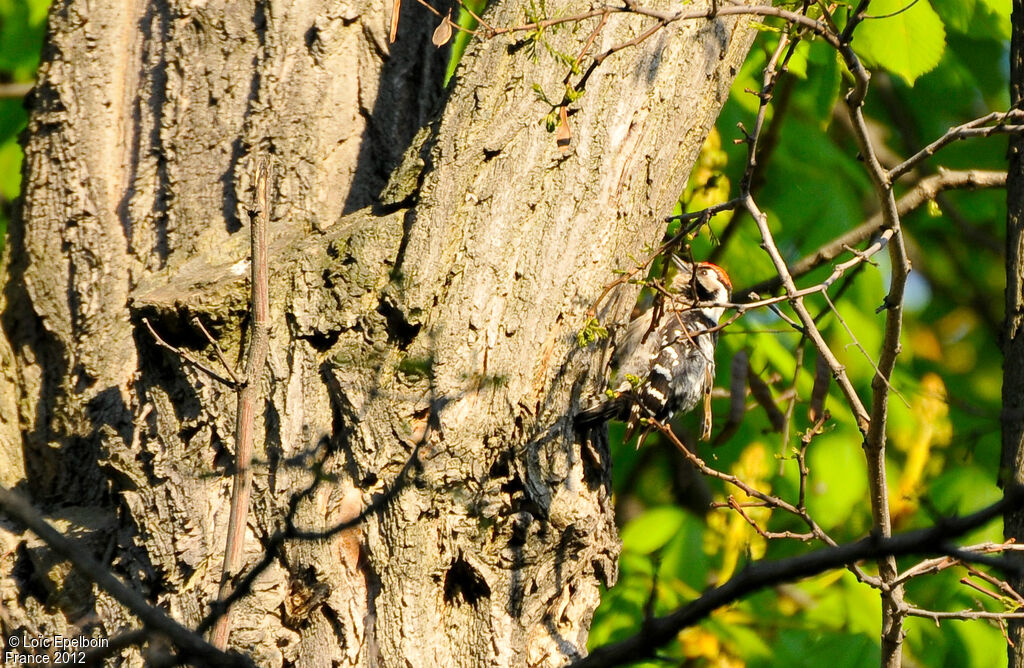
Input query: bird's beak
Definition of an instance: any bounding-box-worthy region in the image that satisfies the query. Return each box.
[669,255,692,281]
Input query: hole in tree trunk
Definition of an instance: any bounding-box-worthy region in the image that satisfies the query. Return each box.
[443,556,490,607]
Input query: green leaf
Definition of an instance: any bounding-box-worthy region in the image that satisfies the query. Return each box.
[929,0,976,32]
[806,41,841,125]
[933,0,1010,40]
[756,630,878,668]
[577,317,608,346]
[0,0,49,78]
[928,466,1002,543]
[659,513,710,591]
[709,619,773,663]
[620,506,687,554]
[953,617,1006,668]
[978,0,1011,38]
[0,139,22,200]
[929,464,1000,513]
[26,0,50,25]
[851,0,946,85]
[805,433,868,529]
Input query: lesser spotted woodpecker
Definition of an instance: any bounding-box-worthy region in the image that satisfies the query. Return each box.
[578,259,732,442]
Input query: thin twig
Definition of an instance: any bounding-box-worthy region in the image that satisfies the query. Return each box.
[743,169,1006,295]
[453,0,494,34]
[964,563,1024,605]
[779,342,805,470]
[0,82,32,99]
[835,31,914,665]
[895,542,1024,586]
[820,291,910,408]
[656,421,879,587]
[744,195,871,433]
[726,496,814,541]
[191,316,240,385]
[960,575,1009,603]
[413,0,482,36]
[905,607,1024,623]
[889,111,1024,180]
[143,318,239,388]
[210,159,273,649]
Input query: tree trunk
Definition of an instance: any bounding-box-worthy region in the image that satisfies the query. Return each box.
[1006,1,1024,665]
[0,0,760,665]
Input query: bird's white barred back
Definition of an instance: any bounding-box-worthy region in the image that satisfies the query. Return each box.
[577,260,731,440]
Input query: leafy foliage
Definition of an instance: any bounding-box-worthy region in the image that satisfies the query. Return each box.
[0,0,49,252]
[589,3,1014,665]
[853,0,947,85]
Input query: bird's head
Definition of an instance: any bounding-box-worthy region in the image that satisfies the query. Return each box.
[668,258,731,301]
[667,257,731,321]
[693,261,732,304]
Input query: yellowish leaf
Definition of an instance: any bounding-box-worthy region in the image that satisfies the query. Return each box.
[432,10,453,47]
[892,373,950,522]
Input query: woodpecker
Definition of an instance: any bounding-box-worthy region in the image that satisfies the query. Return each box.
[578,259,733,443]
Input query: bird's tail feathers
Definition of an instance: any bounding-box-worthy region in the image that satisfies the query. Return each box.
[574,394,630,427]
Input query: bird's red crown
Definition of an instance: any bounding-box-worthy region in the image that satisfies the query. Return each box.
[696,261,732,292]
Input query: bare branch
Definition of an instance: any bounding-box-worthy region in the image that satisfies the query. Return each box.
[0,82,32,99]
[835,30,911,664]
[143,318,239,388]
[572,488,1024,667]
[889,111,1024,181]
[894,542,1024,586]
[726,496,814,541]
[656,422,879,586]
[906,607,1024,623]
[480,2,839,50]
[743,169,1006,295]
[191,316,240,385]
[965,563,1024,606]
[960,575,1010,603]
[744,195,871,433]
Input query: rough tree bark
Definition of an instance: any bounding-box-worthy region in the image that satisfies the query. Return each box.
[0,0,760,665]
[1006,1,1024,665]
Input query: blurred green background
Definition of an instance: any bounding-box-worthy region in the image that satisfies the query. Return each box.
[0,0,1015,665]
[587,2,1016,666]
[0,0,48,253]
